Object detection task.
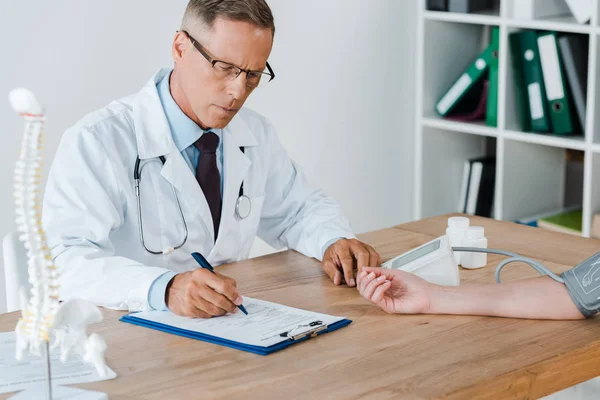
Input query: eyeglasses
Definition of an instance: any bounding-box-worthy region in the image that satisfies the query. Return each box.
[181,30,275,89]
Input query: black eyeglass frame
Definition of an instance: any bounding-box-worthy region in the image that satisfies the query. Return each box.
[180,30,275,87]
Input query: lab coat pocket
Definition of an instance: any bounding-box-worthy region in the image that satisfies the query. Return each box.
[238,194,265,258]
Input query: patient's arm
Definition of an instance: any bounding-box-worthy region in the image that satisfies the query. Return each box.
[357,268,585,320]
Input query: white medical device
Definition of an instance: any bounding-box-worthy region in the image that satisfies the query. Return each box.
[382,235,460,286]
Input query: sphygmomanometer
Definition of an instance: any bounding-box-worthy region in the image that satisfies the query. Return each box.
[383,235,600,318]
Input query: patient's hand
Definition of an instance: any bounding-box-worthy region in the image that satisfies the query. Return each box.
[357,267,433,314]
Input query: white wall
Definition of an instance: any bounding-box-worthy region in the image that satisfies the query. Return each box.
[246,0,418,256]
[0,0,417,312]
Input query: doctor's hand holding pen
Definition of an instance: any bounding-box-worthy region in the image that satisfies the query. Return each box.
[322,238,382,288]
[165,269,244,318]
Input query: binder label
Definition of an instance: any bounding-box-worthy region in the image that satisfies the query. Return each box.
[538,35,565,101]
[436,74,472,114]
[528,83,544,120]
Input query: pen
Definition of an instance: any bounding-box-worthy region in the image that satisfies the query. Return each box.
[191,252,248,315]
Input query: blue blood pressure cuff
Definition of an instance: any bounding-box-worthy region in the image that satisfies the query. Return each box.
[561,251,600,318]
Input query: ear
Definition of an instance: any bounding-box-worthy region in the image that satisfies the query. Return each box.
[172,31,188,63]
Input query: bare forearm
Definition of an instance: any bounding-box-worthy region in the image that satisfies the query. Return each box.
[428,276,585,320]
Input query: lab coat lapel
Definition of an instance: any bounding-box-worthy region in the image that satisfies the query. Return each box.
[211,114,257,260]
[160,143,215,244]
[133,69,172,160]
[133,69,215,244]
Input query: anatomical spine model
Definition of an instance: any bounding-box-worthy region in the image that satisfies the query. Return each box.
[9,88,109,384]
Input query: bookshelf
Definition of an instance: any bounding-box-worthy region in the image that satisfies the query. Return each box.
[414,0,600,237]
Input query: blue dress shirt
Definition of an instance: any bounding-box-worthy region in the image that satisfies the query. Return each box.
[147,69,341,311]
[148,70,224,311]
[157,69,224,187]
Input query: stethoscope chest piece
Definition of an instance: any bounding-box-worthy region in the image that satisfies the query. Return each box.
[235,195,251,219]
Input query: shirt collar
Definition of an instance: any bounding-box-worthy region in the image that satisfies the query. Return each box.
[157,69,214,152]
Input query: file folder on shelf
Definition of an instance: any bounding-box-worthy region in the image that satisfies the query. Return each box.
[513,0,572,20]
[564,0,593,24]
[514,205,581,227]
[538,208,583,236]
[435,40,496,117]
[558,34,588,133]
[445,79,488,122]
[427,0,448,11]
[537,31,574,135]
[458,156,496,217]
[510,30,550,133]
[120,297,352,356]
[486,26,500,127]
[447,0,496,14]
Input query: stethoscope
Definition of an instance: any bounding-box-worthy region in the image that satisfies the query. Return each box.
[133,147,251,255]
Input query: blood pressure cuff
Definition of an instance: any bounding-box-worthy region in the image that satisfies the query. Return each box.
[560,251,600,318]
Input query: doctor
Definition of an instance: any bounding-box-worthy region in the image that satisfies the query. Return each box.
[43,0,381,318]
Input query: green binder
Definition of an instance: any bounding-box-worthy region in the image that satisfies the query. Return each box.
[537,31,574,135]
[486,27,500,127]
[435,42,496,117]
[509,30,550,132]
[537,208,582,236]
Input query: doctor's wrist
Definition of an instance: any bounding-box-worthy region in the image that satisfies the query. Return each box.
[165,272,187,310]
[148,271,177,311]
[321,237,344,259]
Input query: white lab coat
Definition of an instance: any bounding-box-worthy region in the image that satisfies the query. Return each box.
[43,69,355,312]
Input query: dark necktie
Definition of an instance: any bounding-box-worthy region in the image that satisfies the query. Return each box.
[194,132,221,240]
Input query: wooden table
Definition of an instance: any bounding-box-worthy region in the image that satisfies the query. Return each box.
[2,214,600,399]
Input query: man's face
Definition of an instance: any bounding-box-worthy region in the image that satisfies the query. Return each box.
[173,18,273,129]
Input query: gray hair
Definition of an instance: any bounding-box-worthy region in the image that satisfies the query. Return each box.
[181,0,275,37]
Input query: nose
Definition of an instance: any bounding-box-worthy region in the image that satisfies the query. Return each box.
[227,72,248,100]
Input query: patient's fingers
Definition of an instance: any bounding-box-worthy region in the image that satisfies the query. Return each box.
[357,271,367,291]
[362,274,387,300]
[358,271,376,293]
[371,281,392,303]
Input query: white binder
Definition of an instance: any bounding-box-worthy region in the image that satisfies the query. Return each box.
[564,0,593,24]
[513,0,571,20]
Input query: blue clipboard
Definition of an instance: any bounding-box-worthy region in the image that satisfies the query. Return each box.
[120,314,352,356]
